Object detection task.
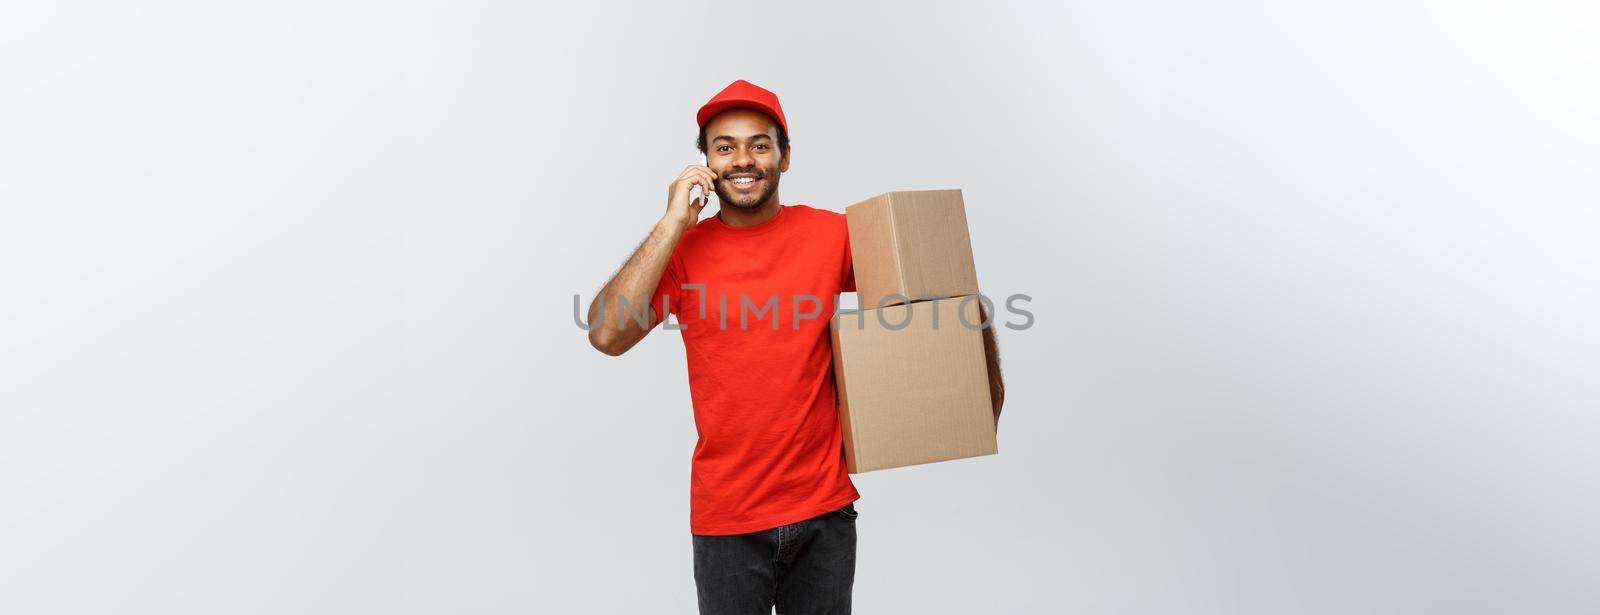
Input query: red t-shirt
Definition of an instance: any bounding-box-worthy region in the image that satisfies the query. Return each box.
[650,204,861,535]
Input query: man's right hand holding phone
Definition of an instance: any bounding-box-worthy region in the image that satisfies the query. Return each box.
[665,164,718,233]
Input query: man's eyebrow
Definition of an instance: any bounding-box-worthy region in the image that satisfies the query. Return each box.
[711,134,775,143]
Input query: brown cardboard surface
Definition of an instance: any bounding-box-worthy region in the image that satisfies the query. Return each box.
[831,297,998,473]
[846,189,980,310]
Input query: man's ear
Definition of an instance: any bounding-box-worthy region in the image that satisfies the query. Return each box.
[780,146,791,173]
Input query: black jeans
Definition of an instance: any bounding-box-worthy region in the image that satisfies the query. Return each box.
[691,502,859,615]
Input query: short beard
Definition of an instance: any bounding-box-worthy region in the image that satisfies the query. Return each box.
[716,171,780,209]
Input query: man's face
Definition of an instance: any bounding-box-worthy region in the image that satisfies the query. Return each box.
[703,108,789,210]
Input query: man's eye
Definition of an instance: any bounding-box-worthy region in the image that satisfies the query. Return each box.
[718,146,730,152]
[755,144,767,150]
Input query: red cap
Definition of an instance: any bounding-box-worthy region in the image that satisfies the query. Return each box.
[696,79,788,135]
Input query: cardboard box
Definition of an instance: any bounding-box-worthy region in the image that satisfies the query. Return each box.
[831,298,998,473]
[846,189,980,310]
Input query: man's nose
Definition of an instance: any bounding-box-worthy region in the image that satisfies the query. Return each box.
[731,147,755,168]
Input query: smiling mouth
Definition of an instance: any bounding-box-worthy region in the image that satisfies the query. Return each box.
[726,176,761,191]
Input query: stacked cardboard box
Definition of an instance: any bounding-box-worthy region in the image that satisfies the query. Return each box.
[831,189,998,473]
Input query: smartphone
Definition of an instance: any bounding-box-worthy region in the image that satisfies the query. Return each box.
[695,153,711,203]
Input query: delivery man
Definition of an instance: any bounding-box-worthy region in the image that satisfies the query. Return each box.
[585,79,1004,615]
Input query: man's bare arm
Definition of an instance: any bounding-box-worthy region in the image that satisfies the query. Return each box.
[586,165,718,356]
[586,220,687,355]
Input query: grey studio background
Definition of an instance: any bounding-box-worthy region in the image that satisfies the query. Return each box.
[2,1,1596,613]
